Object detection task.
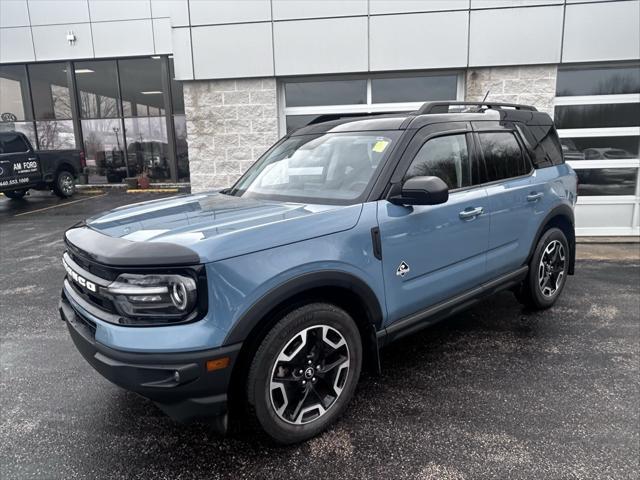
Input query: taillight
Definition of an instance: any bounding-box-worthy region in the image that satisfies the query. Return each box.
[79,151,86,168]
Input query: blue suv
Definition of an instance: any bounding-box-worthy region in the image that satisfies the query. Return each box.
[59,101,577,444]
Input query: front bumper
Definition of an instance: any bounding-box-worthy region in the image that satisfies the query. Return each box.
[59,292,241,425]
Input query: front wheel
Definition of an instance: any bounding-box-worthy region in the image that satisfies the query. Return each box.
[53,170,75,198]
[246,303,362,444]
[516,228,570,310]
[3,189,27,200]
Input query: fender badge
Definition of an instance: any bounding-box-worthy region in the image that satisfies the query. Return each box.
[396,261,410,277]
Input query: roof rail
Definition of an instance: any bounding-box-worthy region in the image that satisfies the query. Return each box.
[417,101,537,115]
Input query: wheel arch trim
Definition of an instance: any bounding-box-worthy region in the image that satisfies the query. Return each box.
[527,203,576,275]
[223,270,384,346]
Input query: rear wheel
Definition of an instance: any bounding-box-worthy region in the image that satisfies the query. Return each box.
[516,228,569,310]
[53,170,75,198]
[3,189,27,200]
[246,303,362,444]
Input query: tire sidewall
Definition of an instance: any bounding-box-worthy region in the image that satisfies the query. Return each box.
[55,171,75,198]
[528,228,569,308]
[249,303,362,444]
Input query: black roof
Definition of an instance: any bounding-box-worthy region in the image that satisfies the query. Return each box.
[289,101,554,136]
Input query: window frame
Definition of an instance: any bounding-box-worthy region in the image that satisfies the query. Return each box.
[278,71,465,135]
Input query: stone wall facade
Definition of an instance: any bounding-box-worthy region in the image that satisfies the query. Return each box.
[183,78,279,192]
[465,65,557,116]
[183,66,559,191]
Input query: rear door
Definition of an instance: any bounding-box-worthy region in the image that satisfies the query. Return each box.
[472,124,536,278]
[0,133,40,190]
[377,123,491,325]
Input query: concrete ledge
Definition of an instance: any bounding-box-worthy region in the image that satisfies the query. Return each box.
[577,236,639,244]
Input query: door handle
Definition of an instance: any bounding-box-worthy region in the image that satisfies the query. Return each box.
[527,192,544,202]
[459,207,484,220]
[27,157,37,161]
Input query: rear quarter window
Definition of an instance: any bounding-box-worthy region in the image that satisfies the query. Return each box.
[478,131,532,183]
[516,123,564,168]
[0,133,29,154]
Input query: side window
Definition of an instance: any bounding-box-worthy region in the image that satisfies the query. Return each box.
[404,134,471,190]
[478,132,531,183]
[0,134,29,154]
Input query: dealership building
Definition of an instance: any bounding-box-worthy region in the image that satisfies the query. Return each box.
[0,0,639,236]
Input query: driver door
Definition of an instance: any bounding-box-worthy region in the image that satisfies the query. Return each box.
[377,125,491,325]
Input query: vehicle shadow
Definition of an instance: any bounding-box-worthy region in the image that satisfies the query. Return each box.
[84,289,559,477]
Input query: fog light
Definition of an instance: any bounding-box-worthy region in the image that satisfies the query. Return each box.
[173,371,180,383]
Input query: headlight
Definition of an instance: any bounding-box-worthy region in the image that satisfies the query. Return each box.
[106,273,198,320]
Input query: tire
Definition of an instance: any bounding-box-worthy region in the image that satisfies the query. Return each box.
[3,189,27,200]
[246,303,362,444]
[53,170,75,198]
[516,227,570,310]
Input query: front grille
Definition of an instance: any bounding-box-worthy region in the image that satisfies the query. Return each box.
[67,249,119,282]
[67,278,117,314]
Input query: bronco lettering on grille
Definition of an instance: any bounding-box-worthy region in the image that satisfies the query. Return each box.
[63,258,97,293]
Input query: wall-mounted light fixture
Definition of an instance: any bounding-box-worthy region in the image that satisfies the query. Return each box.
[66,30,76,46]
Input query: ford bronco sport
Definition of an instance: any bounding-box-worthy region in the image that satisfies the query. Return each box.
[59,101,577,444]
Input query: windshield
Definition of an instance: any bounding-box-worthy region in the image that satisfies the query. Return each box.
[227,131,400,204]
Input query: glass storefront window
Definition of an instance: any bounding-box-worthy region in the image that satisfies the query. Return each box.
[372,74,458,103]
[75,60,120,119]
[174,115,189,181]
[3,56,188,183]
[556,64,640,97]
[29,63,75,149]
[0,121,36,147]
[124,117,170,180]
[0,65,32,122]
[29,63,72,120]
[576,168,638,196]
[285,79,367,107]
[554,103,640,129]
[36,121,75,150]
[169,58,184,115]
[119,58,165,117]
[81,118,127,183]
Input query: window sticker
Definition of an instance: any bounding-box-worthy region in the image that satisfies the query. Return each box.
[372,140,389,153]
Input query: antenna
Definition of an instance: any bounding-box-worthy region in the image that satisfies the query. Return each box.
[481,90,490,103]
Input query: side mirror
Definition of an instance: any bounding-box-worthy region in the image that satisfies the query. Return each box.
[389,176,449,206]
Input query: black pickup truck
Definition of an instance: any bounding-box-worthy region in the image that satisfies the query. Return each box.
[0,131,84,200]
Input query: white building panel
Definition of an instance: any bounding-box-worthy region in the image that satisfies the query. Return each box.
[153,18,172,54]
[563,0,640,63]
[370,11,468,71]
[274,17,367,76]
[0,0,30,28]
[27,0,90,25]
[92,20,155,58]
[0,27,35,63]
[88,0,151,22]
[188,0,271,26]
[171,27,194,79]
[32,23,93,61]
[191,22,274,78]
[469,5,563,66]
[370,0,469,15]
[471,0,562,8]
[272,0,367,20]
[151,0,185,19]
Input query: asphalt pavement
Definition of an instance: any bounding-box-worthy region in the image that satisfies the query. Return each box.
[1,190,638,479]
